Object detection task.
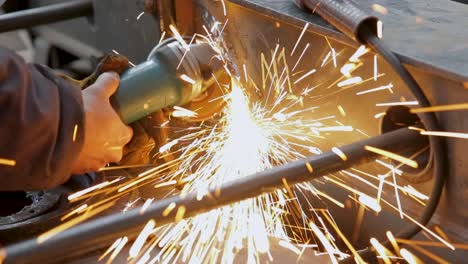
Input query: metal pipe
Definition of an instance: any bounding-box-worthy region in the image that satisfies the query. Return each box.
[3,127,427,263]
[293,0,378,43]
[0,0,93,34]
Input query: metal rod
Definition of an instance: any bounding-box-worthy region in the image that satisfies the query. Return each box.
[0,0,94,34]
[3,127,427,263]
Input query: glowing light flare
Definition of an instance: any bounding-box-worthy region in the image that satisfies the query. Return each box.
[375,160,403,175]
[291,22,309,56]
[309,222,339,264]
[220,0,227,16]
[374,55,378,80]
[158,31,166,44]
[411,103,468,113]
[400,248,421,264]
[162,202,176,217]
[377,20,384,38]
[331,48,337,67]
[68,181,113,201]
[319,126,354,132]
[136,11,145,20]
[374,112,386,119]
[72,124,78,142]
[376,101,419,107]
[180,74,196,84]
[305,162,314,173]
[140,198,154,214]
[108,237,129,264]
[294,68,316,84]
[340,63,359,77]
[420,131,468,139]
[370,238,392,264]
[154,180,177,189]
[210,21,221,33]
[386,231,400,254]
[337,77,363,87]
[159,139,179,154]
[129,220,155,258]
[175,206,186,222]
[169,24,189,50]
[251,214,269,253]
[243,63,248,82]
[349,45,369,62]
[356,83,393,95]
[0,158,15,166]
[172,106,198,118]
[292,43,310,71]
[278,240,301,255]
[403,186,429,200]
[365,145,418,168]
[61,204,88,221]
[332,147,348,161]
[321,51,331,67]
[358,194,382,213]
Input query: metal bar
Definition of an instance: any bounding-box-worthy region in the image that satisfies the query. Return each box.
[3,127,427,264]
[0,0,93,34]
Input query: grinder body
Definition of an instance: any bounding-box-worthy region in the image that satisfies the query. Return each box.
[111,40,216,124]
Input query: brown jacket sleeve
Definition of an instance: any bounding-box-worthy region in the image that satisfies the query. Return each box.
[0,48,85,191]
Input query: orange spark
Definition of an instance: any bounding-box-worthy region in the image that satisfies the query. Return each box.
[0,158,16,166]
[332,147,348,161]
[411,103,468,113]
[421,131,468,139]
[72,124,78,142]
[365,145,418,168]
[370,238,392,264]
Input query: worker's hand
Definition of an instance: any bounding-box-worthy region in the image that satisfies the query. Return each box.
[72,72,133,173]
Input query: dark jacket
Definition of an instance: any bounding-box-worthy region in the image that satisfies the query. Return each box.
[0,47,84,191]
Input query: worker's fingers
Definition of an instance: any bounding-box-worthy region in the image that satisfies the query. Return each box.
[104,126,133,163]
[122,126,133,145]
[90,72,120,98]
[105,147,124,164]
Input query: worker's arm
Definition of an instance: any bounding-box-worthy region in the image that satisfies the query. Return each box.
[0,48,132,191]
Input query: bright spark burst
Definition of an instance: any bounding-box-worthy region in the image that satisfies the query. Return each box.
[53,9,467,264]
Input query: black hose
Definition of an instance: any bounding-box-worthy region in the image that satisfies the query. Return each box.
[0,0,93,34]
[294,1,448,261]
[339,27,448,263]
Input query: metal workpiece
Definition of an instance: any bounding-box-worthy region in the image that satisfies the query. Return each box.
[3,127,428,263]
[0,0,93,34]
[294,0,379,43]
[111,40,223,124]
